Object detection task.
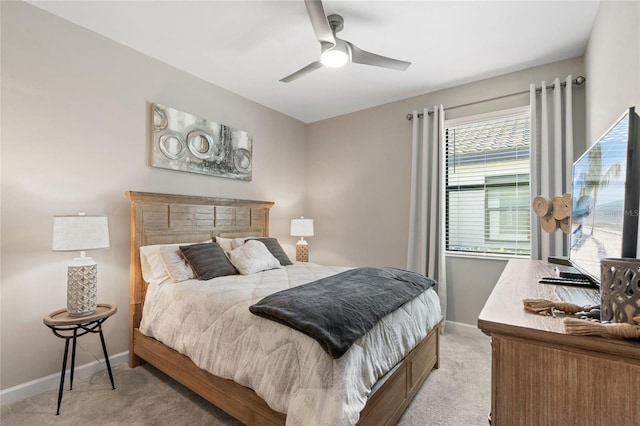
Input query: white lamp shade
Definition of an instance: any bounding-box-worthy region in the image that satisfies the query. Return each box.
[290,218,314,237]
[52,215,110,251]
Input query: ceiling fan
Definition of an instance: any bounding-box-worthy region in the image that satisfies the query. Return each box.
[280,0,411,82]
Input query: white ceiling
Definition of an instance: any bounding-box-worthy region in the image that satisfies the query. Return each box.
[27,1,600,123]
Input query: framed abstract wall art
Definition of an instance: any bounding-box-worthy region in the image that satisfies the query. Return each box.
[151,103,252,181]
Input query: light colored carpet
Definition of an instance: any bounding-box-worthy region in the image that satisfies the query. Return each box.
[1,325,490,426]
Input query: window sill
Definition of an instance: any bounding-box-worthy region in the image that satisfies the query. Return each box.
[445,251,530,262]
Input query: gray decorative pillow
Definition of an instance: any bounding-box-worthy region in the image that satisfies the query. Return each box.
[226,240,282,275]
[248,238,293,266]
[158,245,195,283]
[179,243,237,280]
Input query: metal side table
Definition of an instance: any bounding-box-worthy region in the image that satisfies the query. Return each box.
[43,303,117,415]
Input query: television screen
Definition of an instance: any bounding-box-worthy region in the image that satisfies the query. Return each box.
[570,107,639,284]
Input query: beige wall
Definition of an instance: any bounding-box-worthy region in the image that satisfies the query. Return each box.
[306,57,586,326]
[584,0,640,145]
[1,2,307,390]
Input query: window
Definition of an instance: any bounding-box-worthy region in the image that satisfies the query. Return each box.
[445,107,531,256]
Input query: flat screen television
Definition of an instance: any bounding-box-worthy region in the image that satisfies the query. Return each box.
[570,107,640,285]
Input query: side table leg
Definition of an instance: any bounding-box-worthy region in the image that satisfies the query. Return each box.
[70,328,77,390]
[98,326,115,389]
[56,337,70,415]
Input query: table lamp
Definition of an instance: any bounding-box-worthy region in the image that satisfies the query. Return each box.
[52,213,110,316]
[290,217,314,262]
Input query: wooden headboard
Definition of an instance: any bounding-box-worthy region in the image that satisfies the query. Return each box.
[126,191,274,366]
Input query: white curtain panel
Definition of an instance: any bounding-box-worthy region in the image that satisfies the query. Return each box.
[407,106,447,324]
[530,76,574,260]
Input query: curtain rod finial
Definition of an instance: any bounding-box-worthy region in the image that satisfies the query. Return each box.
[406,113,414,121]
[574,75,586,86]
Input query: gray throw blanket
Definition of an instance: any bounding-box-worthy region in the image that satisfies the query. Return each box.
[249,267,436,358]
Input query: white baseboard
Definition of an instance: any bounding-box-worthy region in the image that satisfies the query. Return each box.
[0,351,129,406]
[444,320,484,336]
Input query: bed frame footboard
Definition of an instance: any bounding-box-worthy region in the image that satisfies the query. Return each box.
[133,323,439,426]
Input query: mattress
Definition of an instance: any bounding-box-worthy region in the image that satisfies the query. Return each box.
[139,262,442,425]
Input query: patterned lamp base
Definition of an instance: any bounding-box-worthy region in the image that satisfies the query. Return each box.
[67,263,98,317]
[296,242,309,263]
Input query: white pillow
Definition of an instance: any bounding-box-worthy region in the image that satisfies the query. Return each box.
[215,236,234,252]
[140,244,175,284]
[139,240,209,284]
[231,237,247,250]
[158,245,195,283]
[226,240,281,275]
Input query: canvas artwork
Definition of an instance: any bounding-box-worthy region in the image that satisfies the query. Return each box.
[151,103,252,181]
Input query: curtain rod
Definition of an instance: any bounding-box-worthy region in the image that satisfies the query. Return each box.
[406,75,586,120]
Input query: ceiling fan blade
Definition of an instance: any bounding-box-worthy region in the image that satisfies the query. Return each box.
[280,61,324,83]
[347,41,411,71]
[304,0,335,45]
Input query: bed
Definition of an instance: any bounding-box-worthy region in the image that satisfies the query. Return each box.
[126,191,442,425]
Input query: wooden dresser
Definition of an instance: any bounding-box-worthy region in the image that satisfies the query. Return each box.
[478,259,640,425]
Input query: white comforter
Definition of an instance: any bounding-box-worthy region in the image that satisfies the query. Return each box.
[140,262,441,425]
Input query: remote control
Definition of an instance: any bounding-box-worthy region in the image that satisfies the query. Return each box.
[538,276,598,288]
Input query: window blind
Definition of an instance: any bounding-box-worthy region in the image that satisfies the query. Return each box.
[445,108,531,256]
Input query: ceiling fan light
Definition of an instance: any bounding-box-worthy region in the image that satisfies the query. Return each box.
[321,49,349,68]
